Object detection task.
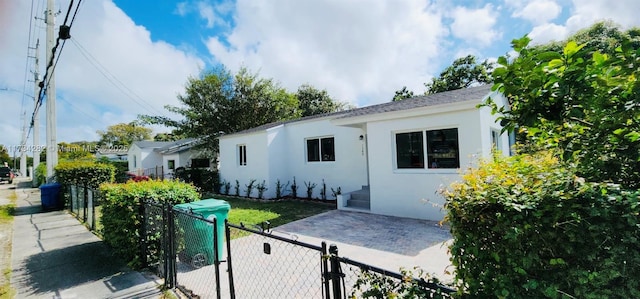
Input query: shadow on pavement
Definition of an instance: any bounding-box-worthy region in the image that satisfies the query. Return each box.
[19,241,130,296]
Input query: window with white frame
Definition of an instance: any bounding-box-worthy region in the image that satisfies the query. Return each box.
[395,128,460,169]
[306,137,335,162]
[168,159,175,170]
[491,129,501,151]
[238,144,247,166]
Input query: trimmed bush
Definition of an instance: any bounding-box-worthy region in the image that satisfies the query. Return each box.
[54,160,115,189]
[100,180,200,268]
[34,163,46,187]
[442,152,640,298]
[174,168,219,193]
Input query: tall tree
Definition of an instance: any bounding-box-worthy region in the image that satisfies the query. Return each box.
[425,55,493,94]
[296,84,348,117]
[392,86,415,101]
[0,145,10,165]
[96,121,152,148]
[140,66,300,155]
[488,22,640,188]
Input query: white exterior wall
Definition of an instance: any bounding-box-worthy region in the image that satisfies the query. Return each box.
[219,118,367,199]
[219,131,270,197]
[127,145,142,173]
[141,150,163,171]
[366,108,482,221]
[282,119,367,199]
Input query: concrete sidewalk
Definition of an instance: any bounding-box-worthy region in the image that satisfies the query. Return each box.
[10,180,165,299]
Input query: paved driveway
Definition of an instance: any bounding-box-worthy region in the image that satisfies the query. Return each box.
[276,210,454,281]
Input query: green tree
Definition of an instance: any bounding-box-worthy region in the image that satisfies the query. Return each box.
[153,132,183,142]
[0,145,10,165]
[57,142,93,161]
[425,55,493,94]
[140,66,300,155]
[96,122,152,148]
[488,22,640,188]
[295,84,348,117]
[391,86,415,102]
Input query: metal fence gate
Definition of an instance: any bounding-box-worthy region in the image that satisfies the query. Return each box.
[225,222,330,299]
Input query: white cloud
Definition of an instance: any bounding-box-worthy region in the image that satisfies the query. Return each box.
[511,0,561,25]
[449,4,500,47]
[528,23,568,44]
[206,0,447,106]
[197,2,216,28]
[0,0,203,147]
[567,0,640,31]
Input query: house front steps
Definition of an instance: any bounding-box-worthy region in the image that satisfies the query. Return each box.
[339,185,370,211]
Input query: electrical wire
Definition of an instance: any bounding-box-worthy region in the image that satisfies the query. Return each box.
[70,37,169,117]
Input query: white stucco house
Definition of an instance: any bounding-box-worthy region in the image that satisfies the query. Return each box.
[127,138,209,177]
[218,85,510,221]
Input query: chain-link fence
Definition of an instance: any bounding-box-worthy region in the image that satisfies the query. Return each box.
[226,223,329,299]
[334,248,456,299]
[173,208,222,299]
[67,184,99,231]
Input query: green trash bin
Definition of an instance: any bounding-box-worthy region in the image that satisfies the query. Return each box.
[173,199,231,267]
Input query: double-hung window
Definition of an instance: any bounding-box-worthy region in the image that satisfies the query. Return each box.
[238,144,247,166]
[306,137,335,162]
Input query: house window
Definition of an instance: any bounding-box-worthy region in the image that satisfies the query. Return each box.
[238,144,247,166]
[191,158,210,168]
[427,128,459,169]
[168,160,175,170]
[133,155,137,168]
[396,131,424,168]
[306,137,335,162]
[491,129,501,151]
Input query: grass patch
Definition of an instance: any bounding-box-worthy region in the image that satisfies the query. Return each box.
[209,196,335,239]
[0,205,14,224]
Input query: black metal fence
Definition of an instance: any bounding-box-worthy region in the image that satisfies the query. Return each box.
[140,201,456,299]
[67,184,99,231]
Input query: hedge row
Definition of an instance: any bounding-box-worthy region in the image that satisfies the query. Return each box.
[100,180,200,268]
[443,152,640,298]
[54,160,115,189]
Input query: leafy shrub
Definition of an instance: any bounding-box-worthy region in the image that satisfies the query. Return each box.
[275,179,289,199]
[100,180,199,268]
[351,267,453,299]
[34,163,46,187]
[256,180,267,199]
[98,159,129,183]
[55,160,115,189]
[173,167,219,193]
[245,179,256,198]
[442,152,640,298]
[304,181,317,199]
[291,177,298,198]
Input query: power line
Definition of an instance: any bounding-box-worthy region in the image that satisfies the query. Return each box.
[70,37,170,117]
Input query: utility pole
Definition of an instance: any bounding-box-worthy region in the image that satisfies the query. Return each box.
[45,0,58,180]
[32,39,41,186]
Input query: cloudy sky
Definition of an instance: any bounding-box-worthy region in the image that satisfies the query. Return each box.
[1,0,639,152]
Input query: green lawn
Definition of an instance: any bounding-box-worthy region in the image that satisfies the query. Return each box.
[214,195,335,227]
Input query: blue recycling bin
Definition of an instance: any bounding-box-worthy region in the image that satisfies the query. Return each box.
[40,183,63,210]
[173,199,231,267]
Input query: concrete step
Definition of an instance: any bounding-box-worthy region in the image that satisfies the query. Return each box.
[347,198,370,209]
[350,191,370,201]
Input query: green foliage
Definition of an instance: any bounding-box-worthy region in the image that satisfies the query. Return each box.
[244,179,256,198]
[139,66,301,155]
[234,180,240,197]
[256,180,268,199]
[34,163,46,187]
[98,158,129,183]
[100,180,199,268]
[57,142,94,160]
[174,167,219,193]
[488,22,640,188]
[0,145,10,164]
[304,180,316,199]
[392,86,415,102]
[291,177,298,198]
[350,267,453,299]
[331,186,342,199]
[54,160,115,189]
[296,84,349,117]
[275,179,289,199]
[96,121,152,148]
[443,152,640,298]
[320,179,327,200]
[425,55,493,95]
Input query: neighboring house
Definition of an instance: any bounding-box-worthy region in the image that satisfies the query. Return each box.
[128,138,208,177]
[218,85,511,221]
[95,148,128,161]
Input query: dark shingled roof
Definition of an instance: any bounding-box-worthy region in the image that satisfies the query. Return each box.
[335,84,492,119]
[132,140,173,149]
[223,85,492,137]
